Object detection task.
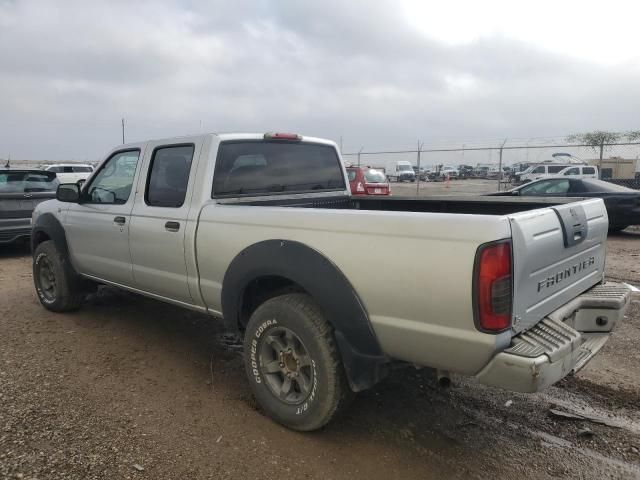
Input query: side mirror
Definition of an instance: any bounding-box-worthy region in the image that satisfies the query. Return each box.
[56,183,81,203]
[77,178,86,188]
[511,190,520,196]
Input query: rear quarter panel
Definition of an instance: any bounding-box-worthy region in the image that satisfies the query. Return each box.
[196,205,513,374]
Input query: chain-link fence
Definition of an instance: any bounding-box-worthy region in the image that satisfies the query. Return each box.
[342,138,640,190]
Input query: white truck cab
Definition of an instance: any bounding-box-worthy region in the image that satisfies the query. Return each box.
[388,161,415,182]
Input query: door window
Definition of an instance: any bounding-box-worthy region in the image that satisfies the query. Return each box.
[564,167,580,175]
[85,150,140,204]
[532,166,545,174]
[145,145,194,208]
[547,166,565,174]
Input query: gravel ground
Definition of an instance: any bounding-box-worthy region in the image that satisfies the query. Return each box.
[0,230,639,479]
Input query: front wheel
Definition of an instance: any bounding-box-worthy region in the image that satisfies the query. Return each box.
[243,293,353,431]
[33,240,84,312]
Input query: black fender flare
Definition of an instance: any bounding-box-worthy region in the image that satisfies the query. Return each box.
[31,212,81,281]
[32,212,70,256]
[221,240,388,391]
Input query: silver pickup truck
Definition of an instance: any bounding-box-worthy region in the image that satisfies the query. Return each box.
[31,132,631,431]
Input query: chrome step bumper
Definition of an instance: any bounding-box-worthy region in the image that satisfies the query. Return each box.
[476,282,631,393]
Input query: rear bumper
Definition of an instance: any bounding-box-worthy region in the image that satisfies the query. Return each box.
[476,282,632,393]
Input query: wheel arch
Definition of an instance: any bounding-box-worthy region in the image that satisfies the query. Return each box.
[221,240,388,391]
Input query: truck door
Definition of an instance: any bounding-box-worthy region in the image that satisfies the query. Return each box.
[64,149,142,286]
[128,142,201,304]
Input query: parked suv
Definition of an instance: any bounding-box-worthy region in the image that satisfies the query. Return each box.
[42,164,94,184]
[558,165,598,179]
[517,164,563,183]
[347,166,390,195]
[0,169,58,245]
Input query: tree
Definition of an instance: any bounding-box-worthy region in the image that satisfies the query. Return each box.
[626,130,640,142]
[565,130,621,146]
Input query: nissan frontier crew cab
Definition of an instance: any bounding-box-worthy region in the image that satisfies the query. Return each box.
[31,132,631,431]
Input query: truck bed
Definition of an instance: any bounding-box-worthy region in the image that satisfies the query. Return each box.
[218,193,578,215]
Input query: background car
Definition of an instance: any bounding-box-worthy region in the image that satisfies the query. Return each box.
[346,166,390,195]
[489,177,640,232]
[42,164,94,184]
[387,161,415,182]
[0,169,59,245]
[439,166,459,179]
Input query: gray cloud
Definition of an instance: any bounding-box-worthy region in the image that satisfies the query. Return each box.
[0,0,638,160]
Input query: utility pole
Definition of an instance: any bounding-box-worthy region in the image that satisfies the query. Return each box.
[416,140,423,196]
[121,118,125,144]
[497,138,507,192]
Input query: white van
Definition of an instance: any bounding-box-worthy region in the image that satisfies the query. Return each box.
[557,165,598,179]
[43,164,94,184]
[519,164,572,183]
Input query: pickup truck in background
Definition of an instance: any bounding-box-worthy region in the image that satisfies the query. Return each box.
[31,132,631,431]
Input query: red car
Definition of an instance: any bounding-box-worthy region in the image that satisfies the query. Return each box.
[346,167,390,195]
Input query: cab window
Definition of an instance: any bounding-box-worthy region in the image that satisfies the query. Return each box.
[564,167,580,175]
[85,150,140,204]
[145,145,194,208]
[532,166,545,174]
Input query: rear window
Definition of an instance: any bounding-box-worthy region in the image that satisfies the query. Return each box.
[72,166,93,173]
[0,171,59,192]
[364,169,386,183]
[213,141,345,197]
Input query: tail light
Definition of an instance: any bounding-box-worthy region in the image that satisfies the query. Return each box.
[356,182,365,193]
[474,240,512,332]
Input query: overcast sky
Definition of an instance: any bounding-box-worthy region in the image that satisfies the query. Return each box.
[1,0,639,160]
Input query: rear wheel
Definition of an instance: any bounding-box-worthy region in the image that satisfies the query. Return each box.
[33,240,84,312]
[243,293,353,431]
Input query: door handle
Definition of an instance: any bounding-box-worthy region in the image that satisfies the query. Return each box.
[114,216,126,225]
[165,221,180,232]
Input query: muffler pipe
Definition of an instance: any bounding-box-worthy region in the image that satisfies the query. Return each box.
[437,370,451,388]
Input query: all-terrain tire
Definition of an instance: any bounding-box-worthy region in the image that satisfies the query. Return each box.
[33,240,84,312]
[243,293,354,431]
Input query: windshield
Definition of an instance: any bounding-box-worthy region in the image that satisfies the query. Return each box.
[364,169,386,183]
[398,164,412,171]
[522,167,533,174]
[0,171,59,193]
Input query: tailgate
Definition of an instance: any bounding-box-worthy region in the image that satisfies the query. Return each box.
[508,198,608,333]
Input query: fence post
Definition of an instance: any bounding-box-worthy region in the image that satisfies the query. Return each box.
[497,139,507,192]
[598,141,604,178]
[416,141,423,196]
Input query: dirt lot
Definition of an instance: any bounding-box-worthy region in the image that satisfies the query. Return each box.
[1,229,639,479]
